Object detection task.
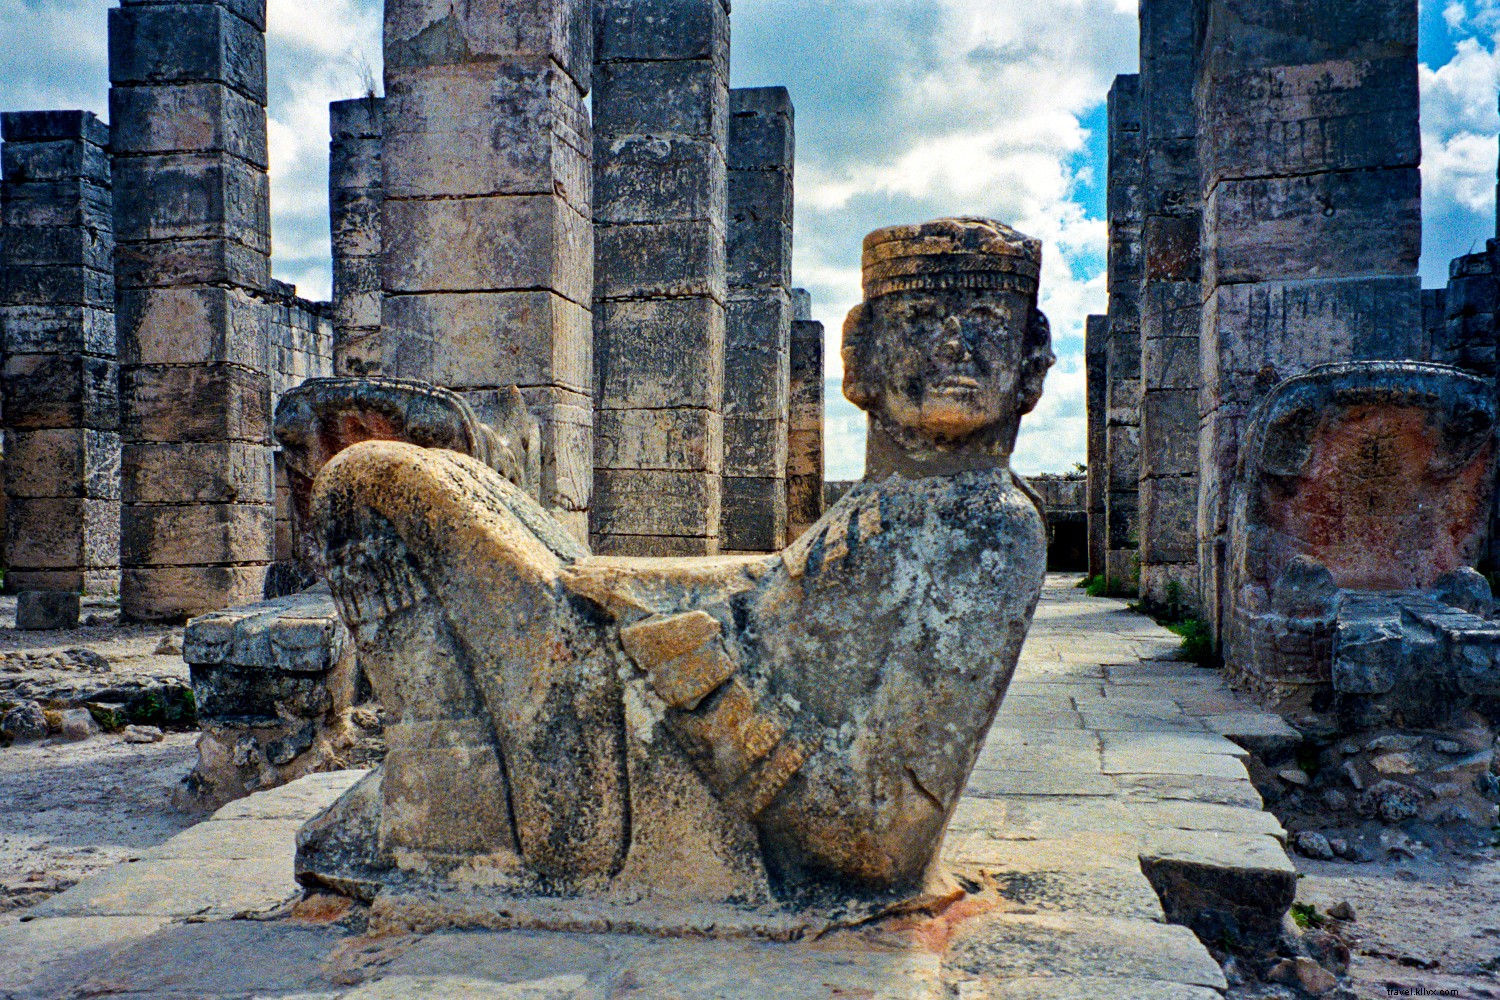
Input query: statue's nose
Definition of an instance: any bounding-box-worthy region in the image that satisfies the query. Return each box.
[938,317,969,360]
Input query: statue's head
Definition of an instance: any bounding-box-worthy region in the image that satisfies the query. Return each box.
[842,217,1054,477]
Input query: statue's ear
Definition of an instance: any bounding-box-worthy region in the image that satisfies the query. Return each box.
[1018,306,1055,416]
[841,303,877,409]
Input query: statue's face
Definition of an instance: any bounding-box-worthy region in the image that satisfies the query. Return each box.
[848,288,1034,442]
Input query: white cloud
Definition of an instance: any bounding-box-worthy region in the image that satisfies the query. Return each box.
[1420,28,1500,281]
[263,0,384,299]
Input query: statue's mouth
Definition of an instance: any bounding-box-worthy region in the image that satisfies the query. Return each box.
[933,375,981,393]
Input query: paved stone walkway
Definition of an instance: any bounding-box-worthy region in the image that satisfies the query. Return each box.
[0,576,1298,999]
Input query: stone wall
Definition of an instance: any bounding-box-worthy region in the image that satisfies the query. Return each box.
[264,281,334,566]
[328,96,382,378]
[1105,75,1143,592]
[109,0,276,622]
[380,0,594,543]
[0,111,120,596]
[1138,0,1201,615]
[591,0,729,556]
[722,87,794,552]
[1195,0,1424,639]
[786,288,824,542]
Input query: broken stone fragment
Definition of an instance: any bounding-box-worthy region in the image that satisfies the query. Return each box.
[0,701,48,743]
[122,724,163,744]
[16,591,81,631]
[1292,831,1335,861]
[58,707,98,741]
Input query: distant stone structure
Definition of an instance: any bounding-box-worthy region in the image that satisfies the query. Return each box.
[1137,0,1200,615]
[0,112,119,597]
[1196,0,1423,637]
[1031,473,1088,573]
[0,1,823,612]
[1084,315,1108,579]
[722,87,794,552]
[1103,75,1142,593]
[1090,0,1433,644]
[591,0,729,556]
[380,0,594,543]
[295,217,1050,927]
[328,96,383,378]
[786,289,824,542]
[1225,363,1500,727]
[109,0,276,622]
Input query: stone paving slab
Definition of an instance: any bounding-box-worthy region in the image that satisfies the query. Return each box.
[0,577,1297,998]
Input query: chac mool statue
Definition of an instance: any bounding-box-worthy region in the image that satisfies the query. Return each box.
[296,217,1055,928]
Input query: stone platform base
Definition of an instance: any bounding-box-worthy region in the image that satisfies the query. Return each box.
[0,579,1296,999]
[0,769,1225,1000]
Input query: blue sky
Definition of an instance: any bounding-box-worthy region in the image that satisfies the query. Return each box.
[3,0,1499,479]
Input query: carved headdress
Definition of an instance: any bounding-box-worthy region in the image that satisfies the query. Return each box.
[861,217,1042,301]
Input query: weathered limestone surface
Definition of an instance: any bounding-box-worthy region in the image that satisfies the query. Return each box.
[723,87,794,552]
[0,111,120,597]
[1138,0,1201,615]
[591,0,729,557]
[787,288,824,542]
[3,581,1301,998]
[328,96,383,378]
[109,0,275,622]
[1086,315,1109,579]
[380,0,594,543]
[1225,362,1500,728]
[293,218,1052,927]
[1196,0,1424,641]
[1105,76,1143,593]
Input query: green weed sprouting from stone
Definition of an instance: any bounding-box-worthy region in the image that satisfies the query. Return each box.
[1167,618,1217,667]
[1290,902,1327,930]
[127,686,197,729]
[1084,576,1110,597]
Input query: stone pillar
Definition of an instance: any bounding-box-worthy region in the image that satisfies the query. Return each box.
[109,0,275,622]
[1085,314,1108,580]
[723,87,793,552]
[0,111,119,595]
[381,0,594,542]
[329,96,383,378]
[1197,0,1424,639]
[1105,75,1143,593]
[1137,0,1202,616]
[590,0,729,556]
[787,288,824,542]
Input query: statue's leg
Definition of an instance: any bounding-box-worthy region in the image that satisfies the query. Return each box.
[314,441,629,880]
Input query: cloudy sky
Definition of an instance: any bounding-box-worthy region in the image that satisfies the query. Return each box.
[4,0,1500,479]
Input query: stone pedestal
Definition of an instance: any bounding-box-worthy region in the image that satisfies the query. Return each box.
[329,97,383,378]
[180,585,361,811]
[380,0,594,543]
[1138,0,1201,616]
[1197,0,1424,639]
[1225,362,1498,729]
[1105,76,1142,593]
[787,289,824,542]
[0,111,120,596]
[109,0,275,622]
[590,0,729,557]
[723,87,794,552]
